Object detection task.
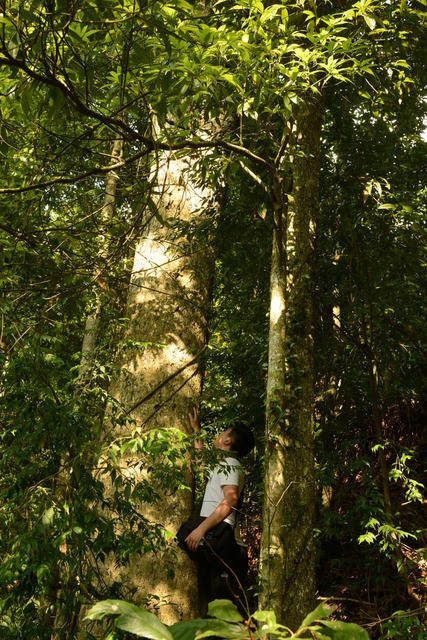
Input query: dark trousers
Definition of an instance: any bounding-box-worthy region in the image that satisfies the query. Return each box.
[176,514,248,618]
[196,524,248,618]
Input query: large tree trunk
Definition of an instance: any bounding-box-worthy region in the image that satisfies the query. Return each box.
[259,100,321,629]
[103,152,214,623]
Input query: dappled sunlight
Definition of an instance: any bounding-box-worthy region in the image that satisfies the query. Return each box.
[270,534,285,556]
[270,287,285,325]
[133,237,170,274]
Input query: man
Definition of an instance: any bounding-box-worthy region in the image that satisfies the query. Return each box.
[184,407,254,616]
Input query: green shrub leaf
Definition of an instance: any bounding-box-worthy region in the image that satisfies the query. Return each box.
[300,602,336,627]
[252,609,277,628]
[320,619,370,639]
[85,600,173,640]
[170,618,243,640]
[207,599,243,622]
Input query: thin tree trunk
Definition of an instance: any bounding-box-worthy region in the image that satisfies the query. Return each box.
[361,311,392,516]
[259,99,320,629]
[79,136,124,378]
[259,173,288,615]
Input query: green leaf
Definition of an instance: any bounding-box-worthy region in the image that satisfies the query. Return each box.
[220,72,243,93]
[320,620,369,639]
[260,4,282,24]
[170,618,242,640]
[252,609,276,629]
[363,15,376,30]
[358,531,377,544]
[207,600,243,623]
[170,620,204,640]
[7,35,20,59]
[85,600,173,640]
[148,197,170,227]
[42,506,55,526]
[86,600,119,621]
[300,602,336,627]
[116,610,172,639]
[36,563,50,582]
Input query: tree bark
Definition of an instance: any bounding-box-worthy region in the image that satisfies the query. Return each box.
[259,99,321,629]
[259,172,288,616]
[102,151,214,623]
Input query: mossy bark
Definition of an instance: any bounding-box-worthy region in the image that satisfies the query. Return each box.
[259,100,321,630]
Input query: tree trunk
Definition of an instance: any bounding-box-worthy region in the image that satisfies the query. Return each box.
[104,151,214,623]
[79,136,124,379]
[259,99,321,629]
[258,173,288,616]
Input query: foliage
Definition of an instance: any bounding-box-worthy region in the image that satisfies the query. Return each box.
[379,610,426,639]
[305,0,427,612]
[0,0,425,637]
[85,598,370,640]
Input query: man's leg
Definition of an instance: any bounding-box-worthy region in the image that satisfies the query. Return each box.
[210,567,231,601]
[209,539,249,613]
[199,526,249,615]
[197,551,213,618]
[198,541,232,614]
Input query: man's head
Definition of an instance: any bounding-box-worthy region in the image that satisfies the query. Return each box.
[214,423,255,458]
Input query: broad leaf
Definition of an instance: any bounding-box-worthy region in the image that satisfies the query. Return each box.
[207,599,243,622]
[86,599,136,620]
[300,602,336,627]
[252,609,277,629]
[85,600,173,640]
[116,609,172,640]
[320,620,369,640]
[170,618,243,640]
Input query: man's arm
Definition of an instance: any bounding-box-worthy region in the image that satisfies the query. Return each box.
[189,406,203,450]
[185,485,238,552]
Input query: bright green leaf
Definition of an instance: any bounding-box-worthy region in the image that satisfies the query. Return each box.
[320,619,369,639]
[300,602,336,627]
[86,600,173,640]
[207,600,243,623]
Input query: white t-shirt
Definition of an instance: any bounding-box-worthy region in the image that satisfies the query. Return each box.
[200,456,244,526]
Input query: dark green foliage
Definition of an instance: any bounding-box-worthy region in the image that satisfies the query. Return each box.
[202,177,271,430]
[313,4,426,624]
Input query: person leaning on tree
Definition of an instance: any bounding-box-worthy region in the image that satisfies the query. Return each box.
[181,406,255,617]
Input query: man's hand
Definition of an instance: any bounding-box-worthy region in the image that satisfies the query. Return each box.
[188,406,200,433]
[188,406,203,450]
[185,523,206,551]
[185,487,238,552]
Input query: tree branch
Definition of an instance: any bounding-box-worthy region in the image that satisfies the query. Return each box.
[0,54,272,176]
[0,149,150,194]
[237,159,270,195]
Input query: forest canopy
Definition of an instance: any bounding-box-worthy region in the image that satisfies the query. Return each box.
[0,1,425,639]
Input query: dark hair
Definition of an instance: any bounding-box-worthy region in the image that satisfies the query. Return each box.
[229,423,255,458]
